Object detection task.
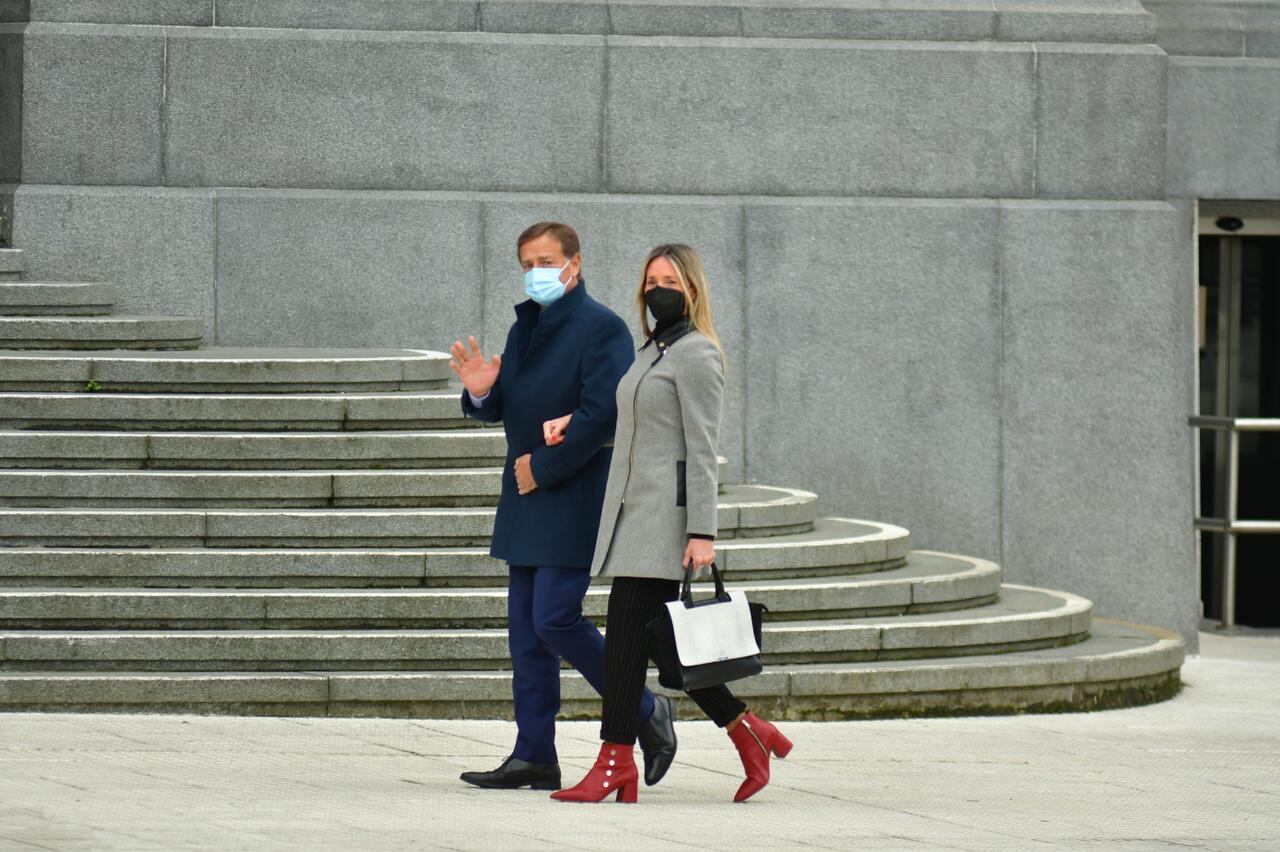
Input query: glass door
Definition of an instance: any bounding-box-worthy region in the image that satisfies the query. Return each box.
[1198,221,1280,627]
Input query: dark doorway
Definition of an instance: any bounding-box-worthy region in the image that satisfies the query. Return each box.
[1199,231,1280,627]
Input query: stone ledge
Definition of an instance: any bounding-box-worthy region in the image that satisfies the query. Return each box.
[24,1,1157,44]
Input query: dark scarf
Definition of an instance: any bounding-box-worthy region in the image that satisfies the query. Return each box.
[645,316,692,349]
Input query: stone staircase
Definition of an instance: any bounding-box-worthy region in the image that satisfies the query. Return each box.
[0,252,202,350]
[0,246,1185,718]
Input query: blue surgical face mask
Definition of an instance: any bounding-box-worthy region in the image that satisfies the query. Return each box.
[524,260,572,306]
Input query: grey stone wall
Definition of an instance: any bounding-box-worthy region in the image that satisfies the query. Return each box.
[1144,0,1280,58]
[5,5,1208,643]
[17,24,1168,199]
[1145,0,1280,198]
[1166,56,1280,198]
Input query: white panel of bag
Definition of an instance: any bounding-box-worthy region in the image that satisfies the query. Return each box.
[665,591,760,667]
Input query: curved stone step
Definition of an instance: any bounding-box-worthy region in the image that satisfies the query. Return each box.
[0,432,731,482]
[0,390,476,430]
[0,550,986,630]
[0,249,22,281]
[724,485,817,537]
[0,619,1182,718]
[0,586,1088,671]
[0,429,509,470]
[0,316,204,349]
[0,282,114,316]
[0,457,732,507]
[0,468,505,508]
[0,519,911,589]
[0,485,816,547]
[0,348,452,392]
[721,518,909,577]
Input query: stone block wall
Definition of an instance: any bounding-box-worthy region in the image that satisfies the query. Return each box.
[1,1,1209,641]
[1143,0,1280,198]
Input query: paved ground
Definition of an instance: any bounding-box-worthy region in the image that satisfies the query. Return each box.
[1,632,1277,852]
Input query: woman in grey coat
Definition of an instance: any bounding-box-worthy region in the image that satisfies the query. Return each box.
[548,244,793,805]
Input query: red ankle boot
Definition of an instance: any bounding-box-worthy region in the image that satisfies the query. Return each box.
[550,743,639,804]
[726,711,793,802]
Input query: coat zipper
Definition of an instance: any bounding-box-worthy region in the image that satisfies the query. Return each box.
[619,341,669,506]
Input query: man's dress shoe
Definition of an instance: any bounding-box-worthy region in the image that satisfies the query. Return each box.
[459,756,561,790]
[636,694,678,786]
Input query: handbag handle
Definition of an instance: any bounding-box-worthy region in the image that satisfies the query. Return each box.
[679,561,730,608]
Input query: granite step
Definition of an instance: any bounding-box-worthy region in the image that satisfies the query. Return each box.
[0,316,204,350]
[0,390,475,430]
[0,484,818,547]
[0,249,21,281]
[0,586,1090,672]
[0,467,506,508]
[0,429,509,470]
[0,432,729,479]
[0,282,114,316]
[0,618,1182,718]
[0,519,912,588]
[0,458,730,507]
[0,348,453,392]
[0,552,997,629]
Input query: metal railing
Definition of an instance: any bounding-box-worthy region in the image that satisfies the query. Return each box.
[1188,415,1280,629]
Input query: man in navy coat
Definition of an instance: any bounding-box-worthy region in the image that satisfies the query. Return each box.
[450,222,676,791]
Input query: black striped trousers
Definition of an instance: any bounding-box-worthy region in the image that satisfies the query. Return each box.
[600,576,747,745]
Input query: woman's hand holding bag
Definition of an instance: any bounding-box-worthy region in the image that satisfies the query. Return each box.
[683,538,715,574]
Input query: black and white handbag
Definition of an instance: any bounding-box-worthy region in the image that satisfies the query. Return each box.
[645,563,767,691]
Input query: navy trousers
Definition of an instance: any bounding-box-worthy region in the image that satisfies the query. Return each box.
[507,564,656,764]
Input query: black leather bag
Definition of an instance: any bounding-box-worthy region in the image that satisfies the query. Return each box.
[644,563,767,691]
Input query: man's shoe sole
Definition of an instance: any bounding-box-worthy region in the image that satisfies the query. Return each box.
[460,776,561,790]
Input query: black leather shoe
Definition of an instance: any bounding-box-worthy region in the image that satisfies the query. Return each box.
[636,694,677,786]
[460,756,561,790]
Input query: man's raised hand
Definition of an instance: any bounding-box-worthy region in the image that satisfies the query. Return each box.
[449,336,502,397]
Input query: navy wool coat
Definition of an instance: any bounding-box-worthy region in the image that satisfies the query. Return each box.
[462,281,635,569]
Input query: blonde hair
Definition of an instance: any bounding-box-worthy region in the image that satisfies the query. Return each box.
[636,244,725,365]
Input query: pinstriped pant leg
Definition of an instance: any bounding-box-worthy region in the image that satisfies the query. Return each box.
[599,576,747,743]
[599,576,664,744]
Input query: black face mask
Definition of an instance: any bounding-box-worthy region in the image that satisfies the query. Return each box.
[645,286,687,327]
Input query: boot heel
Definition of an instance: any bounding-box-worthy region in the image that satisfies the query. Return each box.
[616,781,638,804]
[771,733,794,759]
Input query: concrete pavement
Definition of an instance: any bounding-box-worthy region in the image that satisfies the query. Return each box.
[0,631,1277,852]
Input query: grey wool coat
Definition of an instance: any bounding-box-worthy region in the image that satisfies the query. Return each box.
[590,325,724,580]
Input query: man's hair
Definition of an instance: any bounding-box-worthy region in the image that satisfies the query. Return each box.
[516,222,581,259]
